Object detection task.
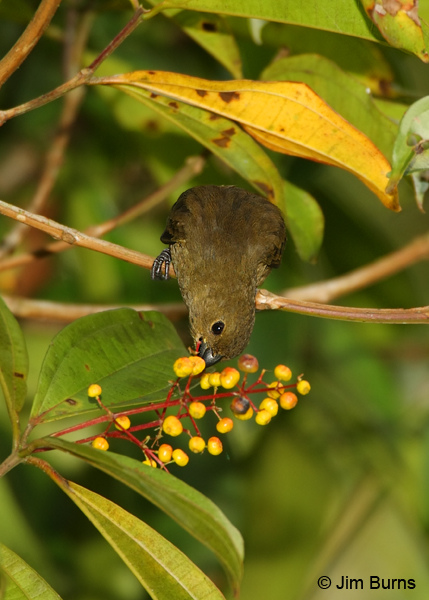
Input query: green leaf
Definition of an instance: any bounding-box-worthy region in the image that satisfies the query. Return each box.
[44,438,244,595]
[57,480,227,600]
[261,53,397,160]
[0,294,28,416]
[115,84,285,205]
[0,543,63,600]
[282,181,324,263]
[411,171,429,212]
[30,309,185,424]
[387,96,429,195]
[151,0,384,43]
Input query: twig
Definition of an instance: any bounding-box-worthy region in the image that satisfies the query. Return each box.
[0,5,145,126]
[0,154,205,272]
[283,232,429,303]
[255,289,429,324]
[0,0,63,89]
[0,13,93,259]
[2,294,187,322]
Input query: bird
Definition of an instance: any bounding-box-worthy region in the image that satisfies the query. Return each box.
[151,185,286,367]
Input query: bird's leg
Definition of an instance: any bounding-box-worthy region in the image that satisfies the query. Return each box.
[151,248,172,280]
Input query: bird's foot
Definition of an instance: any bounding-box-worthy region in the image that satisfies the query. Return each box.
[151,248,172,280]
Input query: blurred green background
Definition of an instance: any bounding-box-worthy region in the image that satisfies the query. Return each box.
[1,1,429,599]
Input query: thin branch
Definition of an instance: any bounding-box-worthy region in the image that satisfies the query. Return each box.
[0,0,63,89]
[255,289,429,324]
[2,295,187,323]
[0,154,205,272]
[0,13,94,259]
[0,5,145,126]
[283,232,429,303]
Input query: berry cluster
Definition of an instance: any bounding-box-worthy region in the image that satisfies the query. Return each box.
[79,354,310,471]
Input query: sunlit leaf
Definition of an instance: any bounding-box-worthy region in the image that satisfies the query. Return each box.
[150,0,384,44]
[0,294,28,417]
[43,438,244,594]
[260,53,397,160]
[30,310,185,424]
[359,0,429,62]
[53,480,226,600]
[93,71,399,211]
[0,543,63,600]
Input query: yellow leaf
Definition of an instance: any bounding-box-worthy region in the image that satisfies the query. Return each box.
[93,71,400,211]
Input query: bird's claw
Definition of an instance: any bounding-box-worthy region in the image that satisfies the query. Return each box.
[151,248,172,280]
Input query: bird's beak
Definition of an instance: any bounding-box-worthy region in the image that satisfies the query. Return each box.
[197,340,222,367]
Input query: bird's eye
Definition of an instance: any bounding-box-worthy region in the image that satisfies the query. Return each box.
[211,321,225,335]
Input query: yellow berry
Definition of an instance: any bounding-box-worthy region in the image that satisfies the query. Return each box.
[259,398,278,417]
[158,443,173,462]
[162,415,183,437]
[189,401,206,419]
[237,354,259,373]
[142,457,157,468]
[92,437,109,451]
[207,436,223,455]
[114,415,131,430]
[200,373,211,390]
[173,357,193,378]
[279,392,298,410]
[274,365,292,381]
[234,407,254,421]
[189,436,206,453]
[230,396,250,415]
[255,409,272,425]
[208,372,221,387]
[267,381,281,399]
[297,380,311,395]
[172,448,189,466]
[216,417,234,433]
[189,355,206,376]
[220,367,240,389]
[88,384,102,398]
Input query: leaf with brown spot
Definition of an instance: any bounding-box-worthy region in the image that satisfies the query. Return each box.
[95,71,399,210]
[212,135,230,147]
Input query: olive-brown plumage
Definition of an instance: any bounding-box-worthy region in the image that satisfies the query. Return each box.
[152,185,286,366]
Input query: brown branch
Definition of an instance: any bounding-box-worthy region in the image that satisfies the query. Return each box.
[283,232,429,303]
[256,289,429,324]
[0,154,205,272]
[2,294,186,323]
[0,13,93,260]
[0,0,63,89]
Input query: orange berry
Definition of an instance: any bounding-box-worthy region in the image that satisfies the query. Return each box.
[297,380,311,395]
[234,407,254,421]
[274,365,292,381]
[259,398,278,417]
[189,356,206,376]
[162,415,183,437]
[173,357,193,378]
[158,443,173,462]
[142,457,157,468]
[189,436,206,453]
[255,409,272,425]
[208,372,221,387]
[88,384,102,398]
[189,401,206,419]
[207,436,223,455]
[279,392,298,410]
[114,415,131,430]
[216,417,234,434]
[92,437,109,451]
[220,367,240,389]
[200,373,211,390]
[237,354,259,373]
[267,381,281,399]
[230,396,250,415]
[172,448,189,466]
